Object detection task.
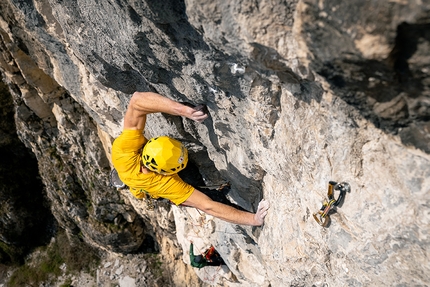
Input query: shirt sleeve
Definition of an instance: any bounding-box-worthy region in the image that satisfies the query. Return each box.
[112,129,194,205]
[136,173,195,205]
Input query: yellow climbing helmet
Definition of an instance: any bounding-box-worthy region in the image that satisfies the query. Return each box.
[142,136,188,175]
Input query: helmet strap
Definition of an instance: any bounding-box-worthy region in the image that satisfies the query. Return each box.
[139,159,150,174]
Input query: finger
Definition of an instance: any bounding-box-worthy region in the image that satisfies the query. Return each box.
[258,207,269,216]
[193,104,209,120]
[192,110,205,117]
[258,205,269,212]
[260,210,268,218]
[196,114,209,120]
[260,207,269,212]
[258,199,270,209]
[194,104,209,115]
[192,112,208,122]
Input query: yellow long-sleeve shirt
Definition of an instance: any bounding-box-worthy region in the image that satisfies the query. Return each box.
[111,129,194,205]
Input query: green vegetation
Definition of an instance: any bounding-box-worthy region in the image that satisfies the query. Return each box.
[0,241,25,265]
[144,253,164,278]
[7,230,100,287]
[59,278,73,287]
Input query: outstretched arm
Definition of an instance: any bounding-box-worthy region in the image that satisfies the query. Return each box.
[183,189,270,226]
[124,91,208,130]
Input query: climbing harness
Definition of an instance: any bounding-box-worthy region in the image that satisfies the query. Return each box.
[313,181,350,227]
[110,168,157,210]
[144,193,156,210]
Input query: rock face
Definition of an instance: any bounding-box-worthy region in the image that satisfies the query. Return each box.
[0,81,54,264]
[0,0,429,286]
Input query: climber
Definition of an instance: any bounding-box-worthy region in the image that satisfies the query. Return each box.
[112,91,270,226]
[189,241,225,268]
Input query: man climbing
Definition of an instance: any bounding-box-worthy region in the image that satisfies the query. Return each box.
[112,91,270,226]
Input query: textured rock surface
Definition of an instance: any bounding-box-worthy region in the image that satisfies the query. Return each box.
[0,0,429,286]
[0,81,54,264]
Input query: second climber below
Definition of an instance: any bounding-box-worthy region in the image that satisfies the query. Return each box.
[111,91,270,226]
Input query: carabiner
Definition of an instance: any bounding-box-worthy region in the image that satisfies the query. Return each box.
[145,193,155,210]
[327,181,350,206]
[313,181,350,227]
[313,209,329,227]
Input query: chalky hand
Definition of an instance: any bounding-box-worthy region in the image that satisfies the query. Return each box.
[254,199,270,226]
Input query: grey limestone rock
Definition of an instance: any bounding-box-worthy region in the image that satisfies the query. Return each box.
[0,0,429,286]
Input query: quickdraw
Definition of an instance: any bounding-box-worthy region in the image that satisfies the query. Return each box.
[313,181,350,227]
[145,193,156,210]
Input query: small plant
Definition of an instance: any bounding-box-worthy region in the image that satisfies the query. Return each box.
[144,253,164,278]
[59,277,73,287]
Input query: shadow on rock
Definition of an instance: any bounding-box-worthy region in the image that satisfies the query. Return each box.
[312,22,430,153]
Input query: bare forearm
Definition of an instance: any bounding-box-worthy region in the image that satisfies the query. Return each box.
[130,91,188,116]
[183,189,269,226]
[201,200,260,226]
[124,92,208,130]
